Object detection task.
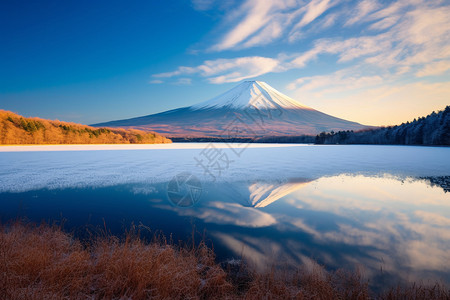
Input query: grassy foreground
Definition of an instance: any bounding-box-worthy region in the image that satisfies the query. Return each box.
[0,222,448,300]
[0,110,171,144]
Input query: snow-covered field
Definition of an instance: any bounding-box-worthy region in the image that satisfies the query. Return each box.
[0,143,449,193]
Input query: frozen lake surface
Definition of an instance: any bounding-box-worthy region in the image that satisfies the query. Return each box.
[1,143,450,290]
[0,143,449,192]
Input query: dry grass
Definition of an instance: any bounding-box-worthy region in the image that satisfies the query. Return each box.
[0,222,231,299]
[0,110,171,145]
[380,284,450,300]
[0,222,448,300]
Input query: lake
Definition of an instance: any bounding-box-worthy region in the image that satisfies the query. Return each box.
[1,143,449,290]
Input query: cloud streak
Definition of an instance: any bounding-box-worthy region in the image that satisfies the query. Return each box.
[210,0,340,51]
[294,0,334,29]
[344,0,380,26]
[153,56,280,84]
[416,60,450,77]
[158,1,450,81]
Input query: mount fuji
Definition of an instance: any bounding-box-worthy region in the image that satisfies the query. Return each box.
[93,81,368,138]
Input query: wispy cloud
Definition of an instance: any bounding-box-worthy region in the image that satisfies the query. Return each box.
[210,0,282,51]
[289,2,450,74]
[153,66,197,78]
[149,79,163,84]
[155,0,450,111]
[293,0,334,29]
[285,2,450,125]
[210,0,339,51]
[289,32,391,68]
[320,12,338,29]
[344,0,380,26]
[416,60,450,77]
[153,56,281,84]
[174,78,192,85]
[286,67,384,93]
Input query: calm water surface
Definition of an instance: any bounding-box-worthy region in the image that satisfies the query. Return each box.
[1,144,449,290]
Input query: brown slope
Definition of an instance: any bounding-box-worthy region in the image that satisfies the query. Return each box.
[0,110,171,145]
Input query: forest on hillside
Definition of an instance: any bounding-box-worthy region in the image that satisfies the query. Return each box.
[0,110,171,145]
[316,106,450,146]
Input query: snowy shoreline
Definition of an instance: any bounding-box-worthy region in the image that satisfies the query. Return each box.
[0,143,306,152]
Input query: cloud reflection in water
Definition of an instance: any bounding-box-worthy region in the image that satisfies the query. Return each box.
[159,175,450,288]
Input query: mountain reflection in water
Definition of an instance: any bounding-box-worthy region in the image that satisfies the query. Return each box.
[1,174,449,290]
[154,175,450,289]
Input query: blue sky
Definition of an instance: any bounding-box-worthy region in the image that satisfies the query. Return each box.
[1,0,449,126]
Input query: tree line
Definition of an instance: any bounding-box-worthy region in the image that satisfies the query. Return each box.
[315,106,450,145]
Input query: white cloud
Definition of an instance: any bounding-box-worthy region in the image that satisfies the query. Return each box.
[367,0,404,21]
[210,0,339,51]
[153,56,280,84]
[398,7,450,66]
[205,57,280,83]
[344,0,380,26]
[153,66,196,78]
[320,12,338,28]
[174,78,192,85]
[294,0,333,29]
[203,0,450,68]
[211,0,284,51]
[416,60,450,77]
[288,10,340,43]
[288,2,450,76]
[290,34,392,67]
[149,79,163,84]
[242,19,283,48]
[287,67,384,93]
[291,46,324,67]
[368,15,398,30]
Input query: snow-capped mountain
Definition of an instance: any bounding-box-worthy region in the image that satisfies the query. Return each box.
[191,81,311,110]
[214,178,313,208]
[92,81,368,137]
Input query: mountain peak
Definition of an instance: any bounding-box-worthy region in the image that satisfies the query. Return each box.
[92,80,368,137]
[191,80,312,111]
